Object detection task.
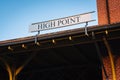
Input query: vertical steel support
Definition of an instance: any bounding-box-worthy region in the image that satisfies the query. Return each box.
[92,32,108,80]
[0,57,13,80]
[103,37,116,80]
[6,64,13,80]
[0,52,36,80]
[15,53,36,76]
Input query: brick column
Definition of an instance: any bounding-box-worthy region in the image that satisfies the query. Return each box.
[97,0,109,25]
[108,0,120,23]
[97,0,120,25]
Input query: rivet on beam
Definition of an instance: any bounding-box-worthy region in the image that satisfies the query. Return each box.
[68,36,72,41]
[22,44,27,49]
[8,46,13,51]
[52,39,56,44]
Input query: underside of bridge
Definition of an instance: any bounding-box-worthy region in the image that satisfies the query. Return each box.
[16,44,102,80]
[0,23,120,80]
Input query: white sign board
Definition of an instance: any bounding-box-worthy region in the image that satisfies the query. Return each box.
[29,11,95,32]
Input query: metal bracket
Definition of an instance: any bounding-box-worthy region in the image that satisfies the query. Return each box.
[35,34,38,44]
[85,22,89,36]
[35,25,40,44]
[92,31,95,39]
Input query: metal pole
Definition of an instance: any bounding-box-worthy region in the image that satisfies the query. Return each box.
[103,37,116,80]
[85,22,89,36]
[12,66,16,80]
[15,53,36,76]
[0,57,13,80]
[92,32,108,80]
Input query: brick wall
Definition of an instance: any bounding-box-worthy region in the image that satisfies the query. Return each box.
[109,0,120,24]
[102,56,120,80]
[115,56,120,80]
[97,0,120,79]
[96,0,120,79]
[97,0,120,25]
[103,57,112,80]
[97,0,109,25]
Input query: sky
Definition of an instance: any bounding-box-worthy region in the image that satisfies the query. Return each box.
[0,0,97,41]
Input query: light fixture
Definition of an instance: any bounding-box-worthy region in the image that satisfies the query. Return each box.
[52,39,56,44]
[22,44,27,49]
[8,46,13,51]
[69,36,72,40]
[105,30,108,35]
[36,42,40,46]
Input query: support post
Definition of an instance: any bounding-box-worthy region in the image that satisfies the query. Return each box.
[0,57,13,80]
[92,32,108,80]
[15,53,36,76]
[12,67,16,80]
[103,37,116,80]
[0,52,36,80]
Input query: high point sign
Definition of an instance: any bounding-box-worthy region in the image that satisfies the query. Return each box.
[29,11,95,32]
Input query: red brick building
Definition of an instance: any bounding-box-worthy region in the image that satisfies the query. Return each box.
[97,0,120,25]
[0,0,120,80]
[97,0,120,80]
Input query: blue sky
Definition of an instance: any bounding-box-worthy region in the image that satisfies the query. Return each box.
[0,0,97,41]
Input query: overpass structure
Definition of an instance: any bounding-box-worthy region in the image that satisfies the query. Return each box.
[0,22,120,80]
[1,0,120,80]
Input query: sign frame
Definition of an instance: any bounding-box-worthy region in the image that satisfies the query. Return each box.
[29,11,95,33]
